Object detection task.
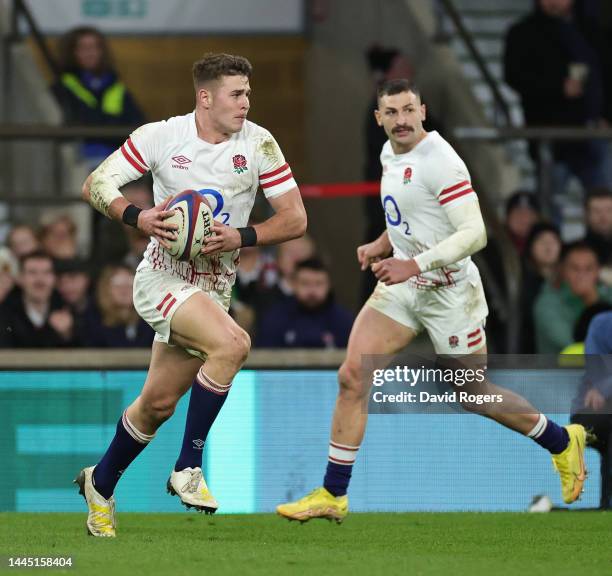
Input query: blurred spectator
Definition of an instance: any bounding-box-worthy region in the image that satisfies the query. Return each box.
[55,258,95,341]
[7,224,40,260]
[534,241,612,352]
[0,248,16,305]
[505,191,541,254]
[276,234,316,296]
[39,213,79,261]
[584,188,612,284]
[231,246,282,335]
[504,0,611,194]
[94,176,154,270]
[0,251,76,347]
[52,26,145,163]
[573,301,612,347]
[570,310,612,509]
[573,0,612,123]
[257,258,353,348]
[83,264,153,347]
[520,223,562,352]
[362,45,444,301]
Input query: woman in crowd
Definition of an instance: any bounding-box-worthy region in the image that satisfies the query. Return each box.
[84,264,153,347]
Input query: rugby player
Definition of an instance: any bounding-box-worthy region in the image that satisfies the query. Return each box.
[76,53,306,537]
[277,79,587,523]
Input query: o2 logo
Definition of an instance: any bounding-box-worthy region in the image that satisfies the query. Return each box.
[383,195,411,235]
[198,188,230,224]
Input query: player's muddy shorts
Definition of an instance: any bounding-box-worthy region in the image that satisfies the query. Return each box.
[133,261,231,360]
[366,268,489,354]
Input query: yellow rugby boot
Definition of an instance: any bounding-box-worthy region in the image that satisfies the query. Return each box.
[276,487,348,524]
[74,466,116,537]
[551,424,587,504]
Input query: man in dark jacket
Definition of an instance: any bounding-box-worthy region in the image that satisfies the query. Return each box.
[570,311,612,508]
[504,0,610,191]
[0,251,76,348]
[257,258,353,348]
[584,189,612,283]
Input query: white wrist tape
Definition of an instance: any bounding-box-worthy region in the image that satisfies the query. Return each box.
[88,149,136,217]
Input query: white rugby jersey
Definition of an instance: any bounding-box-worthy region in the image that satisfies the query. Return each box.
[117,112,297,294]
[379,130,480,288]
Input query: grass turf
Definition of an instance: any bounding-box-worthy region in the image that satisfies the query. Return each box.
[1,512,611,576]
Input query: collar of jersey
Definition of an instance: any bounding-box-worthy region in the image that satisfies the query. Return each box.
[189,110,237,148]
[391,130,437,158]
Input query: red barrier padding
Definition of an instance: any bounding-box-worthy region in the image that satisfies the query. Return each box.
[300,182,380,198]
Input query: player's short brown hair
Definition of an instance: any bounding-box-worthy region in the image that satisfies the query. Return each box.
[192,53,253,88]
[377,79,420,103]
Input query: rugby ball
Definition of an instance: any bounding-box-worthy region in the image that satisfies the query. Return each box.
[164,190,214,262]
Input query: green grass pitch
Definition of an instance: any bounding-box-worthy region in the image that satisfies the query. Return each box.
[1,512,611,575]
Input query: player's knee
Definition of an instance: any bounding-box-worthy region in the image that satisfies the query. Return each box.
[338,361,367,402]
[213,326,251,367]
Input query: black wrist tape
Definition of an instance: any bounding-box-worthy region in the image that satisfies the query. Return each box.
[237,226,257,247]
[122,204,142,228]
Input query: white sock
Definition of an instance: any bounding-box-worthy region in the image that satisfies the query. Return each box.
[526,413,547,439]
[122,410,155,444]
[328,440,360,465]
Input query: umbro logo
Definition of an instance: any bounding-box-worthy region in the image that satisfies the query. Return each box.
[192,439,204,450]
[172,155,192,170]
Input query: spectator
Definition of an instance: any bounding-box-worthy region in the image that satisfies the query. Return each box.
[7,223,39,260]
[55,258,95,341]
[276,234,316,296]
[534,241,612,352]
[39,213,79,261]
[0,251,76,347]
[570,310,612,509]
[504,0,611,195]
[94,177,154,270]
[231,246,282,335]
[520,223,563,352]
[84,264,153,347]
[584,188,612,285]
[52,26,145,163]
[572,301,612,349]
[505,191,541,255]
[257,258,353,348]
[0,248,15,305]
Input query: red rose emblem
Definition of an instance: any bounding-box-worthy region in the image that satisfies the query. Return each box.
[233,154,248,173]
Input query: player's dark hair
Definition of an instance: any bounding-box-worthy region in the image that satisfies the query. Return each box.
[19,250,54,272]
[58,26,113,74]
[377,78,420,103]
[560,240,598,263]
[295,257,328,275]
[192,53,253,88]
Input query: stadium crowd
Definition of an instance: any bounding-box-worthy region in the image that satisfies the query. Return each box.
[2,0,612,355]
[0,197,353,349]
